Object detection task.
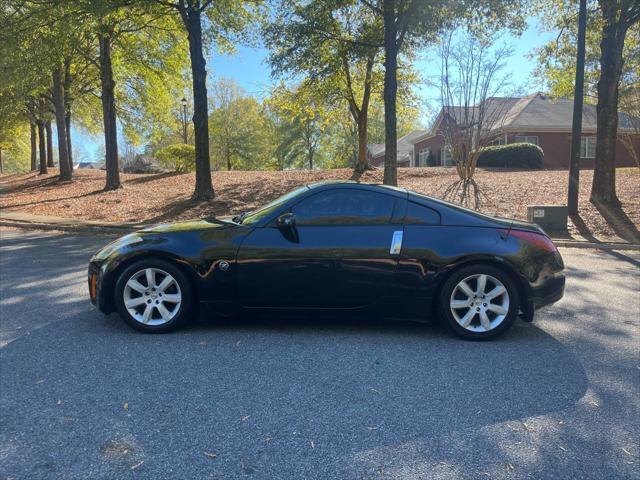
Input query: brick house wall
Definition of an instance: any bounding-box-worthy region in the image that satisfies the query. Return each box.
[413,135,445,166]
[411,131,638,169]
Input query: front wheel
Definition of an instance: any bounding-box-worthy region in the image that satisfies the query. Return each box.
[114,259,195,333]
[438,264,520,340]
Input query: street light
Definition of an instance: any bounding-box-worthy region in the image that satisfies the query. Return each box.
[181,97,188,144]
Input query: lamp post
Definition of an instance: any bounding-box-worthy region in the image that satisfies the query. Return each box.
[181,97,188,144]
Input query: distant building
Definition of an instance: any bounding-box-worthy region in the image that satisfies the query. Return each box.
[75,162,104,170]
[368,92,639,169]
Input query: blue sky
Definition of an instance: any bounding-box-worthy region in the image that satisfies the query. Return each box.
[78,18,555,162]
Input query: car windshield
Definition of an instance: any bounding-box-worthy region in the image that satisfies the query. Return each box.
[239,186,309,226]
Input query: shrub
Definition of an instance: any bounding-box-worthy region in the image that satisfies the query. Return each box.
[476,142,544,169]
[155,144,196,173]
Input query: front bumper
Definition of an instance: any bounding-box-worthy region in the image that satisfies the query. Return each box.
[88,262,113,313]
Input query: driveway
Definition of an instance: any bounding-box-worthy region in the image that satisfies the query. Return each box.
[0,230,638,479]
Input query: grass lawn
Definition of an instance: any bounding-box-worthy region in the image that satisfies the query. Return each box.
[1,167,638,242]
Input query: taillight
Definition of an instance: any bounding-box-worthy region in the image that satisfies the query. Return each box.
[501,229,558,253]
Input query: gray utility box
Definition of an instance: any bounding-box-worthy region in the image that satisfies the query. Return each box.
[527,205,568,232]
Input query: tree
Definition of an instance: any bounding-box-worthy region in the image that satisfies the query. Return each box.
[590,0,639,205]
[438,30,513,208]
[267,83,333,169]
[1,0,78,181]
[265,0,383,176]
[156,143,196,172]
[147,0,260,200]
[534,0,640,204]
[208,78,269,170]
[567,0,587,216]
[45,120,54,167]
[357,0,525,186]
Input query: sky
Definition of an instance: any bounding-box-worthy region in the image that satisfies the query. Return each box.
[77,17,556,162]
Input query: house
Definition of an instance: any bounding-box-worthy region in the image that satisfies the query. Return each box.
[367,130,427,167]
[369,93,639,169]
[75,162,104,170]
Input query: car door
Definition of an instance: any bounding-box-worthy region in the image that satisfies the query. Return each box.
[389,199,443,318]
[293,188,404,308]
[236,187,403,309]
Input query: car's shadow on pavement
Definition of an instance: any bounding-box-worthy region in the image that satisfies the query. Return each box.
[1,303,588,479]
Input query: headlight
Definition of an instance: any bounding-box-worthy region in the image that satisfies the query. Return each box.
[91,234,144,261]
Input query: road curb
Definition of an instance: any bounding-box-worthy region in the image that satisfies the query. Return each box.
[550,240,640,251]
[0,220,142,235]
[2,217,639,251]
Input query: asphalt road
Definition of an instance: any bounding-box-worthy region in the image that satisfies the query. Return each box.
[0,230,638,480]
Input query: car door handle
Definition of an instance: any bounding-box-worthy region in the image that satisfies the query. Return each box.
[390,230,403,255]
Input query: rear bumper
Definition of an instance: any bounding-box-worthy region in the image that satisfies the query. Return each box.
[531,273,565,309]
[520,273,565,322]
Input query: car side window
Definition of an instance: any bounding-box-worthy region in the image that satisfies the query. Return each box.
[292,190,395,226]
[405,202,440,225]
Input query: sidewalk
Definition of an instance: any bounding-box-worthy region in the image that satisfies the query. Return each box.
[0,211,149,235]
[1,210,639,250]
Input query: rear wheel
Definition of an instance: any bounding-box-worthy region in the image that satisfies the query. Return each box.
[114,259,194,333]
[439,264,520,340]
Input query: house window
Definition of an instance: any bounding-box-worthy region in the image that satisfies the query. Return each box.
[442,145,453,166]
[418,148,430,167]
[581,136,596,158]
[514,135,539,145]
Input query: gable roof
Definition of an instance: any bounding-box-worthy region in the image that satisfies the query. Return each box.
[414,92,638,143]
[367,129,427,159]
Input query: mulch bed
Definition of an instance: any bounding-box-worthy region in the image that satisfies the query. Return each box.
[1,167,638,242]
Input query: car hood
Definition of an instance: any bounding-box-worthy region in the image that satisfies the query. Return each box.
[138,217,239,234]
[92,217,245,263]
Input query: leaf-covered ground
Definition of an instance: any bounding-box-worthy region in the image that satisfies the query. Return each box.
[1,167,638,242]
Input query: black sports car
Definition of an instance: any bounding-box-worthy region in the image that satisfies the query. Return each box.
[88,182,565,339]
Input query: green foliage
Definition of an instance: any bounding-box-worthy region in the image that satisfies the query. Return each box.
[155,143,196,172]
[533,0,639,105]
[0,124,31,174]
[477,142,544,169]
[208,78,271,170]
[366,95,422,144]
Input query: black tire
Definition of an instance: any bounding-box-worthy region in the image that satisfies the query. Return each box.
[438,264,520,340]
[114,258,195,333]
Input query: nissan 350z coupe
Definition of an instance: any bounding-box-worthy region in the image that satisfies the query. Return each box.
[88,182,565,340]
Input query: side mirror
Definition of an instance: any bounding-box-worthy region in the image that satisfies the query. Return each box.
[277,212,296,228]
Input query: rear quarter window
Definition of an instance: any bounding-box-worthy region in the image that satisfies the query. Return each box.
[405,202,441,225]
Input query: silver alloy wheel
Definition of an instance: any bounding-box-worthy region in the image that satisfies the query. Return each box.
[123,268,182,326]
[449,274,510,333]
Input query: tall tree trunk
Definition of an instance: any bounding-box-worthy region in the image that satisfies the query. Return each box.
[590,2,627,206]
[66,112,73,170]
[183,7,214,200]
[0,147,3,175]
[64,58,73,173]
[567,0,587,215]
[355,115,369,173]
[37,120,47,175]
[45,120,54,167]
[52,68,72,181]
[99,31,121,190]
[383,0,398,186]
[30,122,37,171]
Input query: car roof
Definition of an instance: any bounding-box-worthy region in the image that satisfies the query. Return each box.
[302,181,506,227]
[305,181,408,197]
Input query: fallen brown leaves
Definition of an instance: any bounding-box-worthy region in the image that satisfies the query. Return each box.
[1,167,638,241]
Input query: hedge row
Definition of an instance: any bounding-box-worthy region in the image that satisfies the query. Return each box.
[476,142,544,169]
